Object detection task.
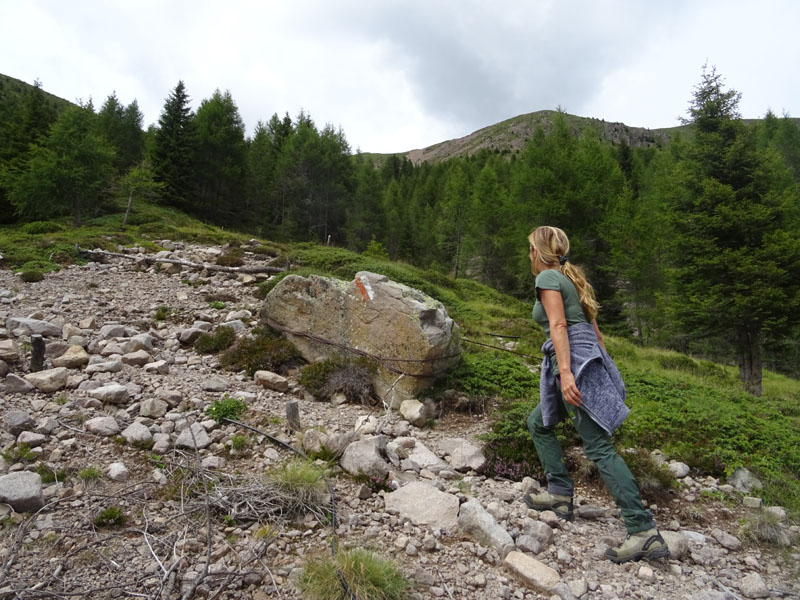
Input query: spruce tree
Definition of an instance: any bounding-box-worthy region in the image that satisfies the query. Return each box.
[669,66,800,396]
[152,81,195,210]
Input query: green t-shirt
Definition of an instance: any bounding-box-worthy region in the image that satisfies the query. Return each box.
[533,269,589,337]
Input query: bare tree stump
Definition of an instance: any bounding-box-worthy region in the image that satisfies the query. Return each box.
[285,399,301,431]
[30,334,45,372]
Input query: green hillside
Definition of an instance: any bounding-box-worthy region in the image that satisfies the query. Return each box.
[1,203,798,513]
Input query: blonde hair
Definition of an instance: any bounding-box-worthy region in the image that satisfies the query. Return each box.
[528,226,600,321]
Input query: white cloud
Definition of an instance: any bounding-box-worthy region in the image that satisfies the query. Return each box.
[1,0,798,152]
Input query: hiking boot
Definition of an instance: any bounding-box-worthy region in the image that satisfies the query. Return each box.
[604,528,670,563]
[523,491,574,521]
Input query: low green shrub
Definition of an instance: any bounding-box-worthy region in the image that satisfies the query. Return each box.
[154,305,171,321]
[617,447,679,504]
[299,357,375,404]
[194,326,237,354]
[20,221,63,234]
[206,396,247,423]
[441,351,539,400]
[219,327,302,376]
[20,269,44,282]
[94,506,127,528]
[298,547,410,600]
[36,464,69,484]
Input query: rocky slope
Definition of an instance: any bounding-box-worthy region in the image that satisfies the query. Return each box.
[0,242,797,600]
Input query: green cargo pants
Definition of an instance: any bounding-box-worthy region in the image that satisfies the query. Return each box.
[527,390,655,534]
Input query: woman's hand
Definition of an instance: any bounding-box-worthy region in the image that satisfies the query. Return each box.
[560,371,583,407]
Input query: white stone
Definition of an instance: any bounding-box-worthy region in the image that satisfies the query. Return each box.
[503,551,560,595]
[122,422,153,445]
[384,481,460,532]
[24,367,69,393]
[85,416,121,436]
[254,370,289,392]
[175,423,212,449]
[108,462,129,482]
[89,383,130,405]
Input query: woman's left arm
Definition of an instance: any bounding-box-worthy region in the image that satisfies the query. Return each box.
[541,289,583,407]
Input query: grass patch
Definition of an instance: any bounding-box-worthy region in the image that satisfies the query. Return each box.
[298,547,410,600]
[2,444,37,463]
[266,458,329,518]
[36,464,69,484]
[194,326,237,354]
[205,396,246,423]
[739,510,794,547]
[78,466,102,481]
[93,506,127,528]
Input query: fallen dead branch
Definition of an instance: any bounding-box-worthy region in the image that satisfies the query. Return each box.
[76,246,286,275]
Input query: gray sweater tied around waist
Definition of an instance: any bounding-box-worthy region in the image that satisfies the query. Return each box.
[540,322,629,435]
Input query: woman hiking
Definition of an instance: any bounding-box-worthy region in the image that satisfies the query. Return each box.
[524,225,669,563]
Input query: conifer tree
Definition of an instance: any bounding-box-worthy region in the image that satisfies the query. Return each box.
[669,66,800,395]
[152,81,195,210]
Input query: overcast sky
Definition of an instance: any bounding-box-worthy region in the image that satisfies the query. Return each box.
[1,0,798,153]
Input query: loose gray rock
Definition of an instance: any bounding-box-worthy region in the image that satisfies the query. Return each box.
[711,527,742,551]
[503,551,560,595]
[98,323,127,339]
[17,431,46,447]
[399,399,428,427]
[179,328,204,345]
[201,377,229,392]
[139,399,169,418]
[108,462,129,482]
[4,410,35,436]
[576,505,606,519]
[668,461,690,478]
[143,360,169,374]
[254,370,288,392]
[457,498,515,558]
[739,572,770,598]
[340,437,390,479]
[52,345,90,369]
[6,317,62,337]
[89,383,130,404]
[121,422,153,446]
[85,416,122,437]
[121,350,152,366]
[439,437,486,472]
[0,471,44,512]
[175,423,212,449]
[522,518,554,552]
[661,531,689,560]
[729,467,763,493]
[0,358,9,376]
[384,481,460,531]
[24,367,69,392]
[0,339,19,362]
[85,360,124,374]
[2,373,35,393]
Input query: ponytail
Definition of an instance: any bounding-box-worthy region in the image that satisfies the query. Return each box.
[528,226,600,321]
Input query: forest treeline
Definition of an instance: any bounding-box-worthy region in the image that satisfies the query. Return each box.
[1,69,799,394]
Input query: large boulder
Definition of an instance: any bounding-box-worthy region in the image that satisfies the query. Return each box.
[261,272,460,406]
